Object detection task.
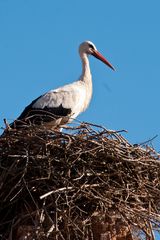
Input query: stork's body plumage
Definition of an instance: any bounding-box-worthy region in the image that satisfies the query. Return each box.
[12,41,114,129]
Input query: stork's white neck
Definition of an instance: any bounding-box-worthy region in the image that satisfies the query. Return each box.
[79,53,92,83]
[78,52,93,112]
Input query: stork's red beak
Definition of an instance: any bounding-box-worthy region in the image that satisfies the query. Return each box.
[92,50,115,71]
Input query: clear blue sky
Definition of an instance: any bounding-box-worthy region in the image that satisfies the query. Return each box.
[0,0,160,152]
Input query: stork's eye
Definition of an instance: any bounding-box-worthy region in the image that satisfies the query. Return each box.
[88,44,95,49]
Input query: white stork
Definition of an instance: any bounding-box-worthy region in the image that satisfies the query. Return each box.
[11,41,115,130]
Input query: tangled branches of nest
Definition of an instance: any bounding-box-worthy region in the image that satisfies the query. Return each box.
[0,123,160,239]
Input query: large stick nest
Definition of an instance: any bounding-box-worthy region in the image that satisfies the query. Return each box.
[0,123,160,239]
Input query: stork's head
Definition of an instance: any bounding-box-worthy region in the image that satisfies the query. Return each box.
[79,41,115,71]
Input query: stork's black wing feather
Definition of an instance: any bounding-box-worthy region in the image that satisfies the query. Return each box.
[10,94,71,128]
[17,95,43,120]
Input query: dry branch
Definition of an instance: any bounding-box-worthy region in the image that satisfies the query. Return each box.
[0,122,160,239]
